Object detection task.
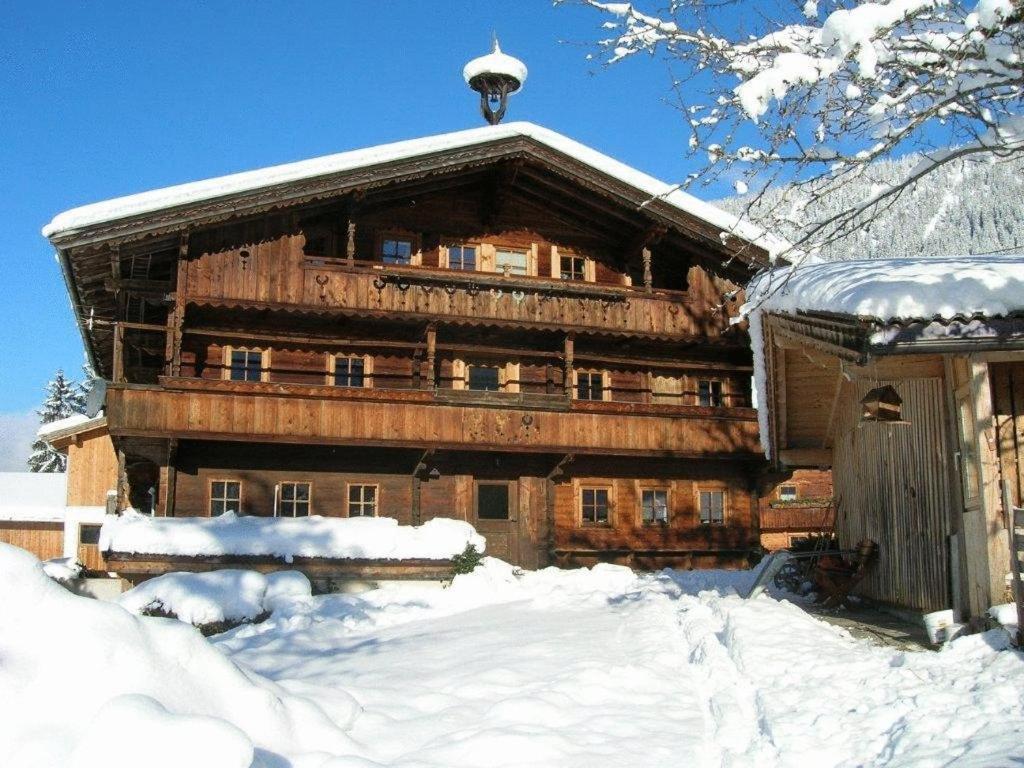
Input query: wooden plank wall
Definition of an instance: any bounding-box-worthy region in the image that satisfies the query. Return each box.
[0,522,64,561]
[552,457,758,569]
[831,376,954,612]
[66,432,118,506]
[991,361,1024,508]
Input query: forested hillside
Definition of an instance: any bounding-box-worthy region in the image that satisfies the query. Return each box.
[720,154,1024,261]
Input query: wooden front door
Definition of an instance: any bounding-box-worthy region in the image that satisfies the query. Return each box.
[473,480,520,564]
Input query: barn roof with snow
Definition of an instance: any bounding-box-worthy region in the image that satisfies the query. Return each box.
[746,255,1024,359]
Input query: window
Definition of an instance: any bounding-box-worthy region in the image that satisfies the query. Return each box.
[779,485,798,502]
[477,484,510,520]
[495,248,529,276]
[641,489,669,524]
[381,238,412,265]
[468,365,501,391]
[699,490,725,525]
[348,484,377,517]
[79,524,101,546]
[276,482,311,517]
[698,379,723,407]
[229,349,264,382]
[448,245,477,271]
[333,355,365,388]
[210,480,241,517]
[560,254,586,281]
[581,487,610,524]
[576,371,605,401]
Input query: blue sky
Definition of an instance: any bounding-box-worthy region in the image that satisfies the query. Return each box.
[0,1,731,462]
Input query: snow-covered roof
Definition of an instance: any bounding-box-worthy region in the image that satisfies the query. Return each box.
[463,40,528,88]
[43,122,786,257]
[747,255,1024,323]
[0,472,68,522]
[36,412,104,441]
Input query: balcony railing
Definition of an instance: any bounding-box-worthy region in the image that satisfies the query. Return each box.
[186,259,736,340]
[105,377,762,458]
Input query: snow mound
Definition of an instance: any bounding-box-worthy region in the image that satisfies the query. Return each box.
[119,568,314,628]
[120,569,269,626]
[0,543,357,767]
[42,556,82,583]
[100,511,485,561]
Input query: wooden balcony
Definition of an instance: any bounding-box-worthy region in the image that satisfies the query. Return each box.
[760,504,835,532]
[189,261,736,341]
[105,377,762,458]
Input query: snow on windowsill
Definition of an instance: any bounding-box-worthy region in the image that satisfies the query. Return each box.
[100,511,486,562]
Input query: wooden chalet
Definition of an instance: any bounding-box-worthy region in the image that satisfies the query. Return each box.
[44,122,778,573]
[755,259,1024,620]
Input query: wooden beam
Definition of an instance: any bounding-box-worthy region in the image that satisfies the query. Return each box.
[823,371,846,448]
[779,448,833,468]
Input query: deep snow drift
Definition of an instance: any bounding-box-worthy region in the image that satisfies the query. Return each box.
[0,544,356,768]
[4,546,1024,767]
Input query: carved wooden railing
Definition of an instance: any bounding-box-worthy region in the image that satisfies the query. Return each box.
[194,259,737,339]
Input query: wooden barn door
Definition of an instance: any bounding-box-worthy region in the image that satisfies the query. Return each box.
[991,362,1024,510]
[473,480,520,565]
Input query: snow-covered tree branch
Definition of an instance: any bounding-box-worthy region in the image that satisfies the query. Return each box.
[566,0,1024,259]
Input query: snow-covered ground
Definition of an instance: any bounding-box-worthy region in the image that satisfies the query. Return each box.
[3,545,1023,767]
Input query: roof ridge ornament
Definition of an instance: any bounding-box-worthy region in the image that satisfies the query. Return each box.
[463,36,528,125]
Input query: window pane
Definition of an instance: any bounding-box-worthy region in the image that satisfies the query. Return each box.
[80,524,101,545]
[382,239,412,264]
[349,486,360,503]
[560,256,585,281]
[296,484,310,501]
[364,486,376,502]
[212,481,225,498]
[495,249,528,275]
[282,484,295,502]
[468,366,500,391]
[478,484,510,520]
[225,482,240,501]
[451,245,477,271]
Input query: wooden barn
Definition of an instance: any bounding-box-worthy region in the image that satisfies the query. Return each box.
[42,122,781,576]
[752,257,1024,622]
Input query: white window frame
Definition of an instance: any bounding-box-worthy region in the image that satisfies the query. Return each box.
[347,483,379,517]
[697,488,727,525]
[275,481,312,518]
[327,353,373,388]
[209,479,242,517]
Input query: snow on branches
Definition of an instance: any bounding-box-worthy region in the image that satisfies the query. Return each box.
[568,0,1024,258]
[27,369,89,473]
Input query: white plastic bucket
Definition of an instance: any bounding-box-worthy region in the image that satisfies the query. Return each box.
[923,609,955,644]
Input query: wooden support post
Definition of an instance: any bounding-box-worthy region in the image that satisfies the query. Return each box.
[642,247,653,293]
[161,439,178,517]
[115,448,128,512]
[425,324,437,390]
[346,221,356,266]
[563,334,575,400]
[545,364,555,395]
[412,475,422,526]
[112,323,125,384]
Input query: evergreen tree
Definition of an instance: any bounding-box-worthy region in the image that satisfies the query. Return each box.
[27,369,84,473]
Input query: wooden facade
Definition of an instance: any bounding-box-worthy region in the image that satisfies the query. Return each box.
[47,128,772,572]
[761,311,1024,618]
[758,469,834,551]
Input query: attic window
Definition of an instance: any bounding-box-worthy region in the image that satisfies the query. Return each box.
[860,385,905,423]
